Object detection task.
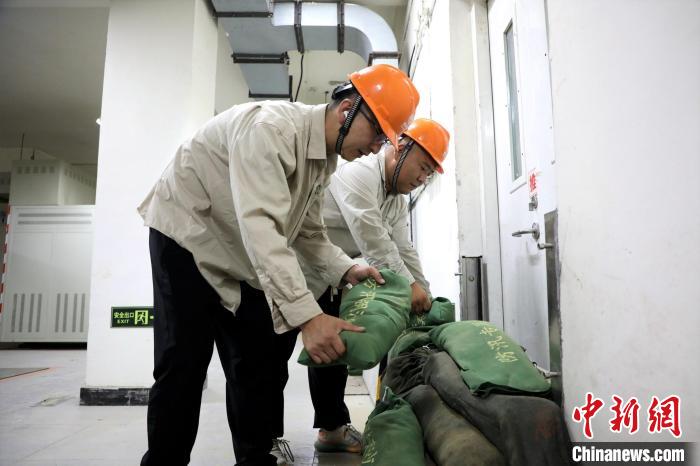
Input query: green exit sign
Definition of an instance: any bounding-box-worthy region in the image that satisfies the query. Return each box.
[111,307,154,328]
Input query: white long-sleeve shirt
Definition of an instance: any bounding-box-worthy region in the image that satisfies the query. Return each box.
[301,149,431,298]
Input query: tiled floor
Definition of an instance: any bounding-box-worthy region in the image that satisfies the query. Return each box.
[0,339,374,465]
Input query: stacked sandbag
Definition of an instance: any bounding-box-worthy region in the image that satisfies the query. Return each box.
[429,321,551,396]
[362,387,425,466]
[298,269,411,369]
[388,297,455,361]
[376,317,571,465]
[404,385,505,466]
[381,346,434,396]
[387,326,432,361]
[423,351,572,466]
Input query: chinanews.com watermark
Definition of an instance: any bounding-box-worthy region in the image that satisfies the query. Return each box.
[571,443,694,464]
[569,393,695,464]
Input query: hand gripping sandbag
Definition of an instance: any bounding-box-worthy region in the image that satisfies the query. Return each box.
[362,387,425,466]
[389,298,455,361]
[405,385,506,466]
[298,269,411,369]
[407,297,455,328]
[429,321,550,396]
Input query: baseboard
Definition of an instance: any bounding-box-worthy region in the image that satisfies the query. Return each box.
[80,376,208,406]
[79,386,149,406]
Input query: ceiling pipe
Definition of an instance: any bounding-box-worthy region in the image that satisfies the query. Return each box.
[211,1,400,99]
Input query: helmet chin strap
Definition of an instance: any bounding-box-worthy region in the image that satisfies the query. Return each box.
[390,139,414,195]
[334,95,363,155]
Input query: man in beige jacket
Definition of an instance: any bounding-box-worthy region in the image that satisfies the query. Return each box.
[137,64,419,466]
[298,119,450,454]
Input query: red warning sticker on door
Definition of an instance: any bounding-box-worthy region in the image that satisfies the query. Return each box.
[528,169,538,198]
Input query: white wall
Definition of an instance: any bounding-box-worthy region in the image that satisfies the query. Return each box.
[547,0,700,442]
[188,0,219,131]
[403,0,505,320]
[85,0,219,388]
[445,0,505,326]
[214,22,251,113]
[403,0,463,307]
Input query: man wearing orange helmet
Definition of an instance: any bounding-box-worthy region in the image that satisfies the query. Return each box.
[298,118,450,455]
[137,64,418,466]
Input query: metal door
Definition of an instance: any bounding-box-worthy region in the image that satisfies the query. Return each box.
[488,0,557,369]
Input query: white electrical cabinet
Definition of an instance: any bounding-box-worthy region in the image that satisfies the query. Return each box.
[0,205,94,342]
[9,160,96,206]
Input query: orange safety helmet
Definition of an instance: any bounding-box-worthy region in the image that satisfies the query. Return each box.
[349,64,419,150]
[403,118,450,174]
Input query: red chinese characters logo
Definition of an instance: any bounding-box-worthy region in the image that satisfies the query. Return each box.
[609,395,640,434]
[648,395,682,438]
[572,393,682,439]
[572,392,604,439]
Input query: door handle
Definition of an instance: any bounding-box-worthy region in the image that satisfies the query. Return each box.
[512,223,540,241]
[534,363,561,378]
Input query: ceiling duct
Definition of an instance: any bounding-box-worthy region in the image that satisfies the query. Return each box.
[211,0,399,100]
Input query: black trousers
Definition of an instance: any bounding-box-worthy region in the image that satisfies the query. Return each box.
[306,287,352,430]
[141,229,298,466]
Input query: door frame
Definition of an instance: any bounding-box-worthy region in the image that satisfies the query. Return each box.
[449,0,504,329]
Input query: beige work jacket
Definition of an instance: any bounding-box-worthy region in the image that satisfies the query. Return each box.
[138,101,355,333]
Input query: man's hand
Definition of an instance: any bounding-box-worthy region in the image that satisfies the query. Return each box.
[410,282,432,314]
[342,264,385,286]
[300,313,365,364]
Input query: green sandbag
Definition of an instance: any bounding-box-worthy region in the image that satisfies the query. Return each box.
[362,387,425,466]
[387,326,433,361]
[429,321,550,396]
[407,297,455,328]
[388,297,455,361]
[298,269,411,370]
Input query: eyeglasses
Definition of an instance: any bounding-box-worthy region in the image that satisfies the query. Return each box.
[357,105,388,144]
[419,164,437,185]
[395,138,439,186]
[420,164,437,179]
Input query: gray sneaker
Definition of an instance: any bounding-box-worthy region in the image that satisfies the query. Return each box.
[314,424,363,453]
[270,438,294,465]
